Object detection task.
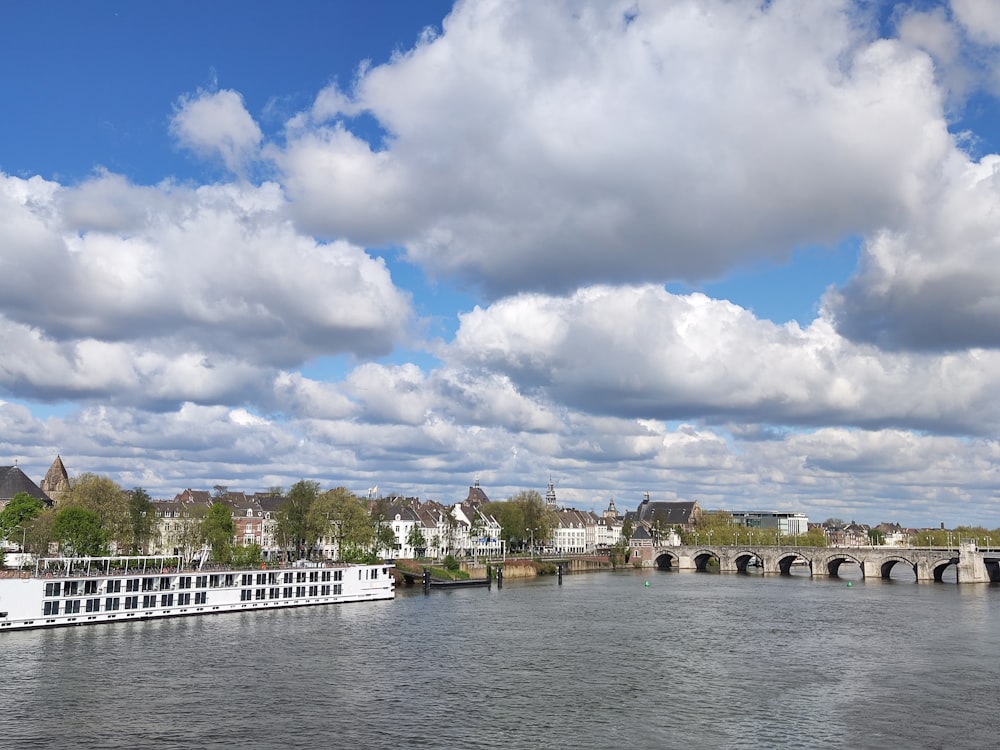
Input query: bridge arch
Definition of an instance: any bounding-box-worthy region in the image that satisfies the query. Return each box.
[654,551,679,570]
[733,550,763,573]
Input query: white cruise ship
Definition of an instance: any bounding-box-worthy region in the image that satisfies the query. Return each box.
[0,555,394,631]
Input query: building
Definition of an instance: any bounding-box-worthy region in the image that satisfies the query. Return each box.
[731,511,809,536]
[0,464,53,511]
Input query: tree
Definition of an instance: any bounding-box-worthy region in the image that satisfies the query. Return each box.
[53,506,108,556]
[406,525,427,557]
[276,480,320,559]
[22,509,56,557]
[307,487,372,561]
[65,474,129,552]
[201,502,236,563]
[126,487,155,554]
[0,492,45,542]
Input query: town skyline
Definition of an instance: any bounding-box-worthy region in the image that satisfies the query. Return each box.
[3,2,1000,528]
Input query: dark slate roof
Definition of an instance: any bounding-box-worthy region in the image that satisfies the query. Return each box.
[637,500,698,526]
[0,466,53,506]
[465,482,490,505]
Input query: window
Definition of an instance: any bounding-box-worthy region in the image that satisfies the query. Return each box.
[161,594,173,607]
[105,597,120,611]
[256,573,266,585]
[43,601,60,616]
[124,596,138,610]
[44,582,61,597]
[296,572,306,583]
[209,575,221,588]
[240,589,252,601]
[178,576,192,589]
[255,588,266,600]
[64,581,79,595]
[195,576,208,588]
[268,573,278,585]
[142,578,155,591]
[126,578,140,592]
[269,587,280,599]
[333,584,342,595]
[334,570,343,581]
[84,580,98,595]
[295,586,305,597]
[224,574,236,587]
[85,598,100,612]
[241,574,253,586]
[106,579,122,593]
[321,585,330,596]
[309,571,318,583]
[321,571,331,582]
[194,592,207,605]
[160,577,171,590]
[178,593,191,606]
[65,600,80,614]
[308,585,318,596]
[142,595,156,608]
[282,587,292,598]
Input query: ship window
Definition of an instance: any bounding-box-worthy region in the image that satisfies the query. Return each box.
[334,571,342,581]
[240,590,252,601]
[142,578,155,591]
[209,575,220,588]
[309,571,318,582]
[65,600,80,614]
[224,574,236,587]
[43,601,59,615]
[44,582,61,597]
[84,580,98,595]
[333,584,342,595]
[142,595,156,608]
[295,586,305,597]
[308,585,318,596]
[124,596,138,610]
[194,592,207,605]
[178,576,191,589]
[269,587,279,599]
[321,571,331,582]
[255,588,266,600]
[160,577,171,590]
[241,574,253,586]
[178,593,191,605]
[85,598,100,612]
[126,579,140,592]
[105,597,120,611]
[268,573,278,585]
[64,581,79,595]
[196,576,207,588]
[296,572,306,583]
[256,573,266,585]
[161,594,173,607]
[106,580,122,593]
[282,587,292,598]
[321,585,330,596]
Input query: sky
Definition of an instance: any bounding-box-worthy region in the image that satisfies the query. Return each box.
[3,0,1000,528]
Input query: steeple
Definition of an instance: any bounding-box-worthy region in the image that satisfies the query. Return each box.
[40,455,70,505]
[545,476,557,509]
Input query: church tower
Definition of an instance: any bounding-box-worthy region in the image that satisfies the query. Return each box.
[40,455,70,505]
[545,477,557,509]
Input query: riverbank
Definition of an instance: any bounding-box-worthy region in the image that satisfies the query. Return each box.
[392,555,614,584]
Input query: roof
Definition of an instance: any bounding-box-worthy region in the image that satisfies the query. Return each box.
[636,500,699,526]
[0,466,53,506]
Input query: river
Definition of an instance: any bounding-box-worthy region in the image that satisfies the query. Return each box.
[1,568,997,749]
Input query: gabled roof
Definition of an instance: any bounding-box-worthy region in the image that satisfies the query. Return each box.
[0,466,52,506]
[465,481,490,505]
[637,500,698,526]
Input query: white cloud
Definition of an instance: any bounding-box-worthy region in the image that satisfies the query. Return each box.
[274,0,950,296]
[446,284,1000,435]
[170,89,263,175]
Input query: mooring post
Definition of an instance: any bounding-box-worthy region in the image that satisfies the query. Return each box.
[497,567,503,589]
[422,567,431,594]
[557,563,563,585]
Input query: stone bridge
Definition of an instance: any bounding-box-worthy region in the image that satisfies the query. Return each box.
[639,541,999,583]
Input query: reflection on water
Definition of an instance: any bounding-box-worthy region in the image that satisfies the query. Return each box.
[0,569,995,749]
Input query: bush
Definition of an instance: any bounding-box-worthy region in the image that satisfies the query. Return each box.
[443,554,461,572]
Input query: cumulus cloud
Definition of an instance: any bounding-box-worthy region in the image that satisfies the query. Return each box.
[446,285,1000,435]
[824,153,1000,350]
[170,89,263,175]
[0,171,413,406]
[273,0,950,296]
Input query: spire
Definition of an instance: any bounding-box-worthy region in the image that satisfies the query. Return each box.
[545,476,557,508]
[41,455,70,505]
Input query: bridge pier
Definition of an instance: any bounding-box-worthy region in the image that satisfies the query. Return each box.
[957,542,989,583]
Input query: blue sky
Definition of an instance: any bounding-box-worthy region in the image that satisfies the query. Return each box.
[3,0,1000,528]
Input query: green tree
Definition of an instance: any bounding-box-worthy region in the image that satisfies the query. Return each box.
[307,487,373,561]
[126,487,155,554]
[231,543,263,567]
[0,492,45,542]
[868,528,886,546]
[53,506,108,556]
[201,502,236,563]
[22,509,56,557]
[406,525,427,557]
[65,474,130,551]
[276,480,320,559]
